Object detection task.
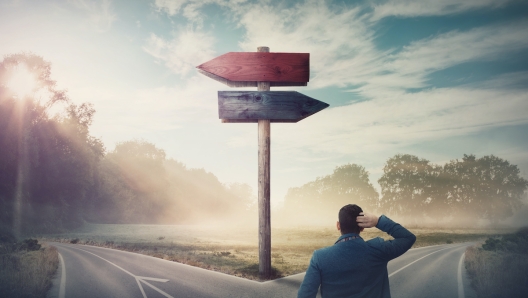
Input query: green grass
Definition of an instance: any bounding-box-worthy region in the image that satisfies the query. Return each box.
[464,228,528,298]
[39,223,512,281]
[0,243,59,298]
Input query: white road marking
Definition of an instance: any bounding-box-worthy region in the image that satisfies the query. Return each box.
[137,276,170,282]
[58,252,66,298]
[139,278,174,297]
[135,276,148,298]
[389,245,458,277]
[70,246,173,298]
[457,251,465,298]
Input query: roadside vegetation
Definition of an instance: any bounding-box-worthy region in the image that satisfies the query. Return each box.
[41,224,508,280]
[465,227,528,298]
[0,227,58,297]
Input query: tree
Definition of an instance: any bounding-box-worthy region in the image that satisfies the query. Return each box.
[378,154,441,222]
[378,153,528,225]
[93,140,169,223]
[0,53,103,234]
[283,164,379,225]
[0,52,68,106]
[444,154,528,224]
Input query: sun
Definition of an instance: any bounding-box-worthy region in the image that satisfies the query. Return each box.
[5,64,39,99]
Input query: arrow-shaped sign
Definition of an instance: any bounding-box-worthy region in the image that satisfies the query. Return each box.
[218,91,329,123]
[197,52,309,87]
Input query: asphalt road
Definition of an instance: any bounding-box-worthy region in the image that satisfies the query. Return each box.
[47,242,477,298]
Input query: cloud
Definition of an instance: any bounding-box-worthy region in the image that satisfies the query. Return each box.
[69,0,117,32]
[477,71,528,89]
[144,1,528,152]
[85,73,222,144]
[233,2,528,95]
[153,0,247,26]
[234,1,379,89]
[143,28,216,76]
[371,0,513,21]
[356,20,528,98]
[388,21,528,76]
[271,85,528,161]
[154,0,187,15]
[219,1,528,161]
[141,0,528,192]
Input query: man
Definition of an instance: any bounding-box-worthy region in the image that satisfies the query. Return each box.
[297,204,416,298]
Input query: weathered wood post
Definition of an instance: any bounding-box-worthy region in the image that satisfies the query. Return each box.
[257,46,271,280]
[197,47,328,281]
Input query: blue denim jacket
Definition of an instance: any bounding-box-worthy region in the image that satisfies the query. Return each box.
[297,215,416,298]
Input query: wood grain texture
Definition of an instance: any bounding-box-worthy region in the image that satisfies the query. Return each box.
[198,70,308,87]
[197,52,309,83]
[258,119,271,281]
[218,91,329,122]
[257,46,271,281]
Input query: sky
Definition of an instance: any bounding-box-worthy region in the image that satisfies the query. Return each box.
[1,0,527,208]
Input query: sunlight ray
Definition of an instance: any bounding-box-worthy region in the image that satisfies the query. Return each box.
[6,64,38,99]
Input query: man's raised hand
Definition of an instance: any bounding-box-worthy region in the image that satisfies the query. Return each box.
[356,212,379,228]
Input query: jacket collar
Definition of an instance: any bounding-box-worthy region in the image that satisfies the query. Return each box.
[335,233,362,244]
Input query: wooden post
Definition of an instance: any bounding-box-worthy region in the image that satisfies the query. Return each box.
[257,46,271,280]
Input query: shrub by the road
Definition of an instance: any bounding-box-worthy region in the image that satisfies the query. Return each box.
[0,236,59,298]
[465,227,528,298]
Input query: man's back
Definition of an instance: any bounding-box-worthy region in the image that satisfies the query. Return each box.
[298,215,416,298]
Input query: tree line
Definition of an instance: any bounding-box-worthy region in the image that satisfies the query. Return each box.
[0,54,252,237]
[2,53,526,236]
[281,154,528,226]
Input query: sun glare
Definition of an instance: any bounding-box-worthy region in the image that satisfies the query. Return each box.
[6,65,38,99]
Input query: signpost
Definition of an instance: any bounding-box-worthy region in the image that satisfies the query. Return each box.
[197,51,309,87]
[197,46,328,280]
[218,91,328,123]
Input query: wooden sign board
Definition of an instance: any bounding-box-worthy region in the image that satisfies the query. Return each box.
[218,91,329,123]
[197,52,309,87]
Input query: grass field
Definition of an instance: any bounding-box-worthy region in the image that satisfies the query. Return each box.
[464,228,528,298]
[0,243,59,298]
[39,223,513,280]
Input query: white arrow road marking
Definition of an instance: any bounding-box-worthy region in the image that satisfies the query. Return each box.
[72,246,173,298]
[136,276,171,298]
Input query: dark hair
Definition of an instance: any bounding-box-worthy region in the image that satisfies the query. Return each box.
[338,204,363,234]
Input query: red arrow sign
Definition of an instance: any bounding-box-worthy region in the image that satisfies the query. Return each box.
[197,52,309,83]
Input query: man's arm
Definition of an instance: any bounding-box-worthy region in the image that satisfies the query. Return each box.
[357,213,416,261]
[297,251,321,298]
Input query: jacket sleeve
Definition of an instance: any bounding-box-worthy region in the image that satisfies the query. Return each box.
[373,215,416,262]
[297,251,321,298]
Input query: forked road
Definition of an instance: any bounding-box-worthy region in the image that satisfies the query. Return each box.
[48,242,477,298]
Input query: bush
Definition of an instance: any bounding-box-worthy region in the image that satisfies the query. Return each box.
[482,227,528,254]
[465,227,528,298]
[18,239,41,251]
[70,238,79,244]
[0,246,59,297]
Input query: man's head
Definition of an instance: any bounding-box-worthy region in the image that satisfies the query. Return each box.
[337,204,363,235]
